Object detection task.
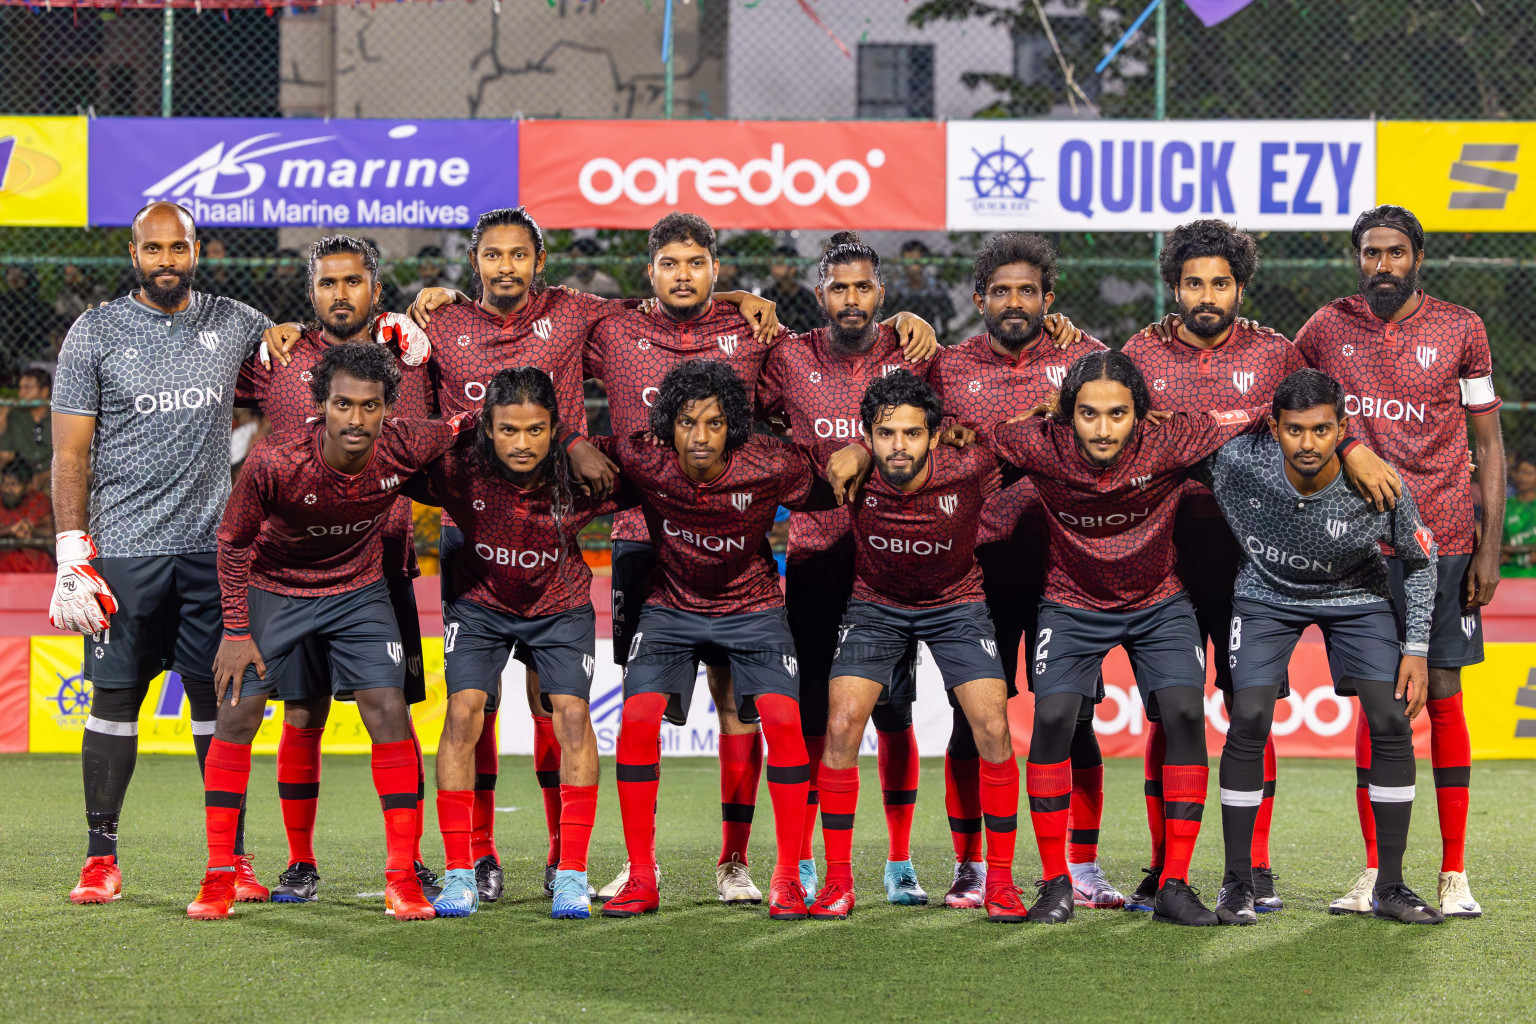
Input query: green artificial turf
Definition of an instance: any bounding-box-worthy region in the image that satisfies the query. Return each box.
[0,755,1528,1024]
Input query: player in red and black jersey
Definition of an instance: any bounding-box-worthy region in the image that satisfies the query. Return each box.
[929,233,1117,910]
[1121,220,1308,913]
[406,367,634,921]
[806,371,1027,924]
[590,359,831,921]
[1296,206,1505,918]
[236,235,440,904]
[192,344,470,921]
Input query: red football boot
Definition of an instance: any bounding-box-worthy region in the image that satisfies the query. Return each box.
[187,871,237,920]
[809,881,856,920]
[384,873,437,921]
[600,878,660,918]
[233,854,270,902]
[985,882,1029,924]
[70,855,123,905]
[768,876,809,921]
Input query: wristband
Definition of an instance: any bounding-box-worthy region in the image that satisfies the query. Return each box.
[55,530,96,564]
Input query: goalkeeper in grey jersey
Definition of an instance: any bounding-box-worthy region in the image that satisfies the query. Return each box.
[1195,368,1443,926]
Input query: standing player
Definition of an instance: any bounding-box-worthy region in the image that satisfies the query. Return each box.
[237,234,439,903]
[589,214,936,904]
[590,360,827,921]
[1197,369,1442,924]
[192,344,469,920]
[406,367,631,920]
[1121,220,1307,913]
[929,232,1116,910]
[52,201,295,905]
[808,372,1026,923]
[1296,205,1503,918]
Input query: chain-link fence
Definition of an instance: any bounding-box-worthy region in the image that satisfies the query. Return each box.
[3,1,1534,544]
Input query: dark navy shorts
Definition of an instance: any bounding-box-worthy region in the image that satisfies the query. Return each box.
[786,558,918,706]
[623,605,799,726]
[1032,594,1207,702]
[1388,551,1483,670]
[241,580,406,699]
[291,571,427,705]
[613,541,727,671]
[444,599,596,710]
[1228,597,1400,696]
[86,552,222,689]
[831,599,1005,705]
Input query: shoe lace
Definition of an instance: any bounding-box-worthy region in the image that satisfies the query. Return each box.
[80,861,115,886]
[552,874,587,905]
[414,862,438,886]
[1378,881,1424,906]
[276,865,312,886]
[1349,869,1378,894]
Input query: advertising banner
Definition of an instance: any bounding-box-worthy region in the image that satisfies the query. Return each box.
[1377,121,1536,232]
[0,116,88,227]
[946,119,1375,232]
[87,118,517,229]
[519,119,947,230]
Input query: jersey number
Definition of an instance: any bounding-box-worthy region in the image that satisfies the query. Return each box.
[1228,615,1242,653]
[444,622,460,653]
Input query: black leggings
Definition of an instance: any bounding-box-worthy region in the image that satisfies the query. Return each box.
[1031,687,1204,766]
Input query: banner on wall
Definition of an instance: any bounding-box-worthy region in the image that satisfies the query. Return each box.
[88,118,517,229]
[1376,121,1536,232]
[946,119,1375,232]
[0,116,88,227]
[519,119,947,230]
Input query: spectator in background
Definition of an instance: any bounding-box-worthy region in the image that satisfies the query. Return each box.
[0,465,53,571]
[257,248,311,326]
[892,239,956,344]
[715,241,752,294]
[1,368,52,491]
[51,263,109,325]
[560,237,625,298]
[200,236,259,308]
[399,244,449,303]
[761,245,820,334]
[357,237,403,313]
[1502,455,1536,576]
[1,264,50,363]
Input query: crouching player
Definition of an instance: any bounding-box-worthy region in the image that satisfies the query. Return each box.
[193,345,469,920]
[406,367,632,920]
[811,371,1026,923]
[1200,369,1441,924]
[591,360,830,921]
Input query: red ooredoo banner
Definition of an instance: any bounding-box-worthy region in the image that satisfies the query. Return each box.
[519,119,947,231]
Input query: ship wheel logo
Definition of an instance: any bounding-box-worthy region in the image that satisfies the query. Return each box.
[50,670,92,719]
[961,138,1043,210]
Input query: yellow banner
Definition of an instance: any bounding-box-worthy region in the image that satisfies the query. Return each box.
[1462,643,1536,759]
[28,636,449,755]
[1377,121,1536,232]
[0,117,87,227]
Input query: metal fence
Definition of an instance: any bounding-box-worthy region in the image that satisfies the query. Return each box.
[2,0,1534,467]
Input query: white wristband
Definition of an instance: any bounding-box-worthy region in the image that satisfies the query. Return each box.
[55,530,96,564]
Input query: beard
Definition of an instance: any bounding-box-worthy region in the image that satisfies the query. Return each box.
[820,300,883,352]
[318,300,375,340]
[1178,298,1237,339]
[982,307,1044,352]
[875,447,929,487]
[660,293,710,322]
[484,275,527,312]
[134,260,195,308]
[1358,264,1419,320]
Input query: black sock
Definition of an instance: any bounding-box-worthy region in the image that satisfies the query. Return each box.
[82,683,149,859]
[1355,679,1415,890]
[1218,685,1277,883]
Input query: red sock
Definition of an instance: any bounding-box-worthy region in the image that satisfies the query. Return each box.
[979,755,1020,889]
[471,710,499,862]
[408,719,426,866]
[436,789,474,871]
[276,724,323,866]
[1354,709,1379,869]
[371,739,420,876]
[616,694,667,887]
[1428,692,1471,873]
[1027,759,1071,881]
[756,694,811,884]
[717,731,762,866]
[1067,764,1104,864]
[1144,721,1167,870]
[801,734,825,861]
[877,726,920,862]
[557,784,598,872]
[1159,764,1209,887]
[532,713,562,866]
[818,764,859,885]
[1251,733,1277,868]
[204,737,252,871]
[944,752,983,863]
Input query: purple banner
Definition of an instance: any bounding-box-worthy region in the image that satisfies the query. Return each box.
[88,118,517,228]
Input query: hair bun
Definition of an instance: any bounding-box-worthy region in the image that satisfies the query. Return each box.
[826,230,862,250]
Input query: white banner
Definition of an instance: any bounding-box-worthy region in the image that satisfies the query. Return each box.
[946,119,1376,232]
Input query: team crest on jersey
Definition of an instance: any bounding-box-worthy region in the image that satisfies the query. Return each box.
[809,371,822,384]
[938,494,957,516]
[531,318,553,341]
[198,331,220,353]
[782,654,798,676]
[1132,474,1151,490]
[303,493,317,505]
[968,380,982,393]
[472,499,486,512]
[1153,378,1167,391]
[1326,518,1349,539]
[865,495,878,507]
[1045,366,1066,388]
[716,333,740,355]
[980,638,997,659]
[731,492,753,512]
[300,370,313,382]
[1461,615,1478,640]
[1232,370,1255,394]
[1416,345,1438,370]
[638,338,651,351]
[386,643,403,665]
[457,334,470,347]
[1342,344,1355,357]
[380,474,401,491]
[124,347,139,360]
